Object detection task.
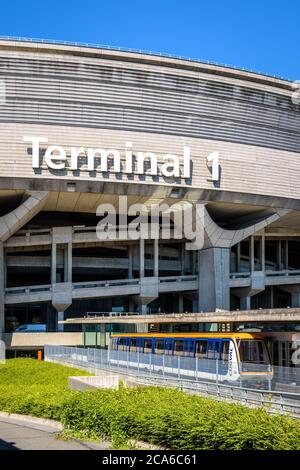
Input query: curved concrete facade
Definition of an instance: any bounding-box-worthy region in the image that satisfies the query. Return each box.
[1,39,300,341]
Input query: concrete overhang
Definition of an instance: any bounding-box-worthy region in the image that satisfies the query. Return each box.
[60,307,300,325]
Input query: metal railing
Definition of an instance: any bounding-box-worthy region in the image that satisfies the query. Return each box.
[45,345,300,419]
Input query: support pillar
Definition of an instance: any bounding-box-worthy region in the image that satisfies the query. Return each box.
[140,304,148,315]
[285,240,289,270]
[139,238,145,278]
[128,245,133,279]
[250,236,255,272]
[154,239,159,277]
[236,243,241,272]
[261,236,265,272]
[180,244,185,275]
[64,242,72,283]
[57,311,64,332]
[128,296,135,313]
[51,240,57,285]
[278,240,282,270]
[198,247,230,312]
[291,293,300,308]
[240,296,251,310]
[178,294,184,313]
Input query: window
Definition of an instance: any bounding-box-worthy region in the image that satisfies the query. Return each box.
[195,340,207,358]
[221,341,229,363]
[174,340,183,355]
[144,339,153,352]
[155,340,165,354]
[238,340,269,365]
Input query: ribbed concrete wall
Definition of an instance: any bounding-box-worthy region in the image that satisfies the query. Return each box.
[0,50,299,152]
[0,40,299,204]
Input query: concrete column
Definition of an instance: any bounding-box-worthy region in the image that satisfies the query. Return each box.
[250,236,255,272]
[240,296,251,310]
[140,304,147,314]
[139,238,145,278]
[278,240,282,270]
[0,243,4,334]
[198,247,230,312]
[193,251,198,274]
[285,240,289,270]
[128,296,135,312]
[67,242,72,283]
[154,239,159,277]
[236,243,241,272]
[128,245,133,279]
[261,236,265,272]
[291,292,300,308]
[178,294,184,313]
[51,240,57,285]
[270,286,274,308]
[57,311,64,332]
[180,244,185,275]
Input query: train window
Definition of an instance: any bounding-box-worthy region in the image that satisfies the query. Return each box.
[130,338,137,352]
[144,339,153,353]
[238,340,269,364]
[155,340,165,354]
[174,340,183,355]
[221,341,229,363]
[207,341,220,360]
[195,340,207,359]
[118,337,129,351]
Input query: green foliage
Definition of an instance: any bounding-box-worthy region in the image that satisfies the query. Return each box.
[0,359,88,420]
[60,387,300,450]
[1,359,300,449]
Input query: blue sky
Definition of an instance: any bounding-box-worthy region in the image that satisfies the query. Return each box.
[0,0,299,80]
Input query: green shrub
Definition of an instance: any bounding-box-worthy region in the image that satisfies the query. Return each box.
[0,358,88,419]
[1,359,300,450]
[60,387,300,450]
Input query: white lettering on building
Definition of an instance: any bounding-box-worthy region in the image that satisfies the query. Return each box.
[23,137,191,179]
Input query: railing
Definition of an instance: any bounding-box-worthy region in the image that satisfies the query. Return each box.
[0,35,290,81]
[230,269,300,280]
[72,278,140,290]
[266,269,300,278]
[230,272,251,279]
[45,345,300,419]
[5,284,51,295]
[159,275,197,284]
[11,228,51,238]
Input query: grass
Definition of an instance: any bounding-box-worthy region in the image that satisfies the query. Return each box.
[1,359,300,449]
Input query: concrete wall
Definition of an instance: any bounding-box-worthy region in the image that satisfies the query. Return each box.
[3,332,84,348]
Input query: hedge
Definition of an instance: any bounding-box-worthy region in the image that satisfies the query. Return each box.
[61,387,300,450]
[0,358,88,420]
[1,359,300,449]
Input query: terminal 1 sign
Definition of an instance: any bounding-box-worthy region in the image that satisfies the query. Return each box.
[24,136,192,179]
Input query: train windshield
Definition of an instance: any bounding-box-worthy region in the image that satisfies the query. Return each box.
[238,340,270,371]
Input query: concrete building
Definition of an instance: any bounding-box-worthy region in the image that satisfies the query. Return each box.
[0,38,300,350]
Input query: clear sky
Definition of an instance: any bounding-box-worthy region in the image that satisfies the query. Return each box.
[0,0,299,80]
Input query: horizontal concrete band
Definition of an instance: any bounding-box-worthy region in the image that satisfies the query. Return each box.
[62,307,300,324]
